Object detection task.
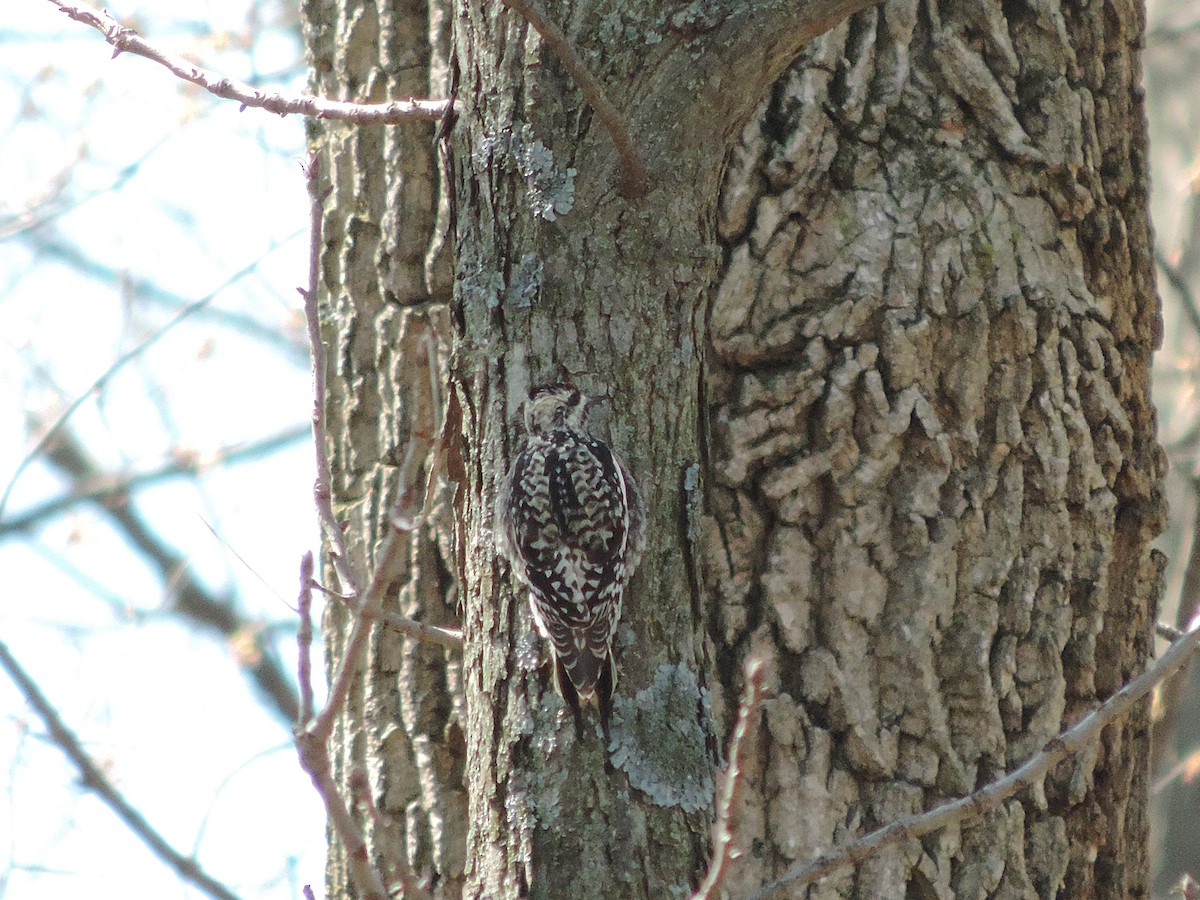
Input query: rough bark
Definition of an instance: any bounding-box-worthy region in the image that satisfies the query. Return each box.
[704,2,1165,897]
[303,0,1165,897]
[303,0,464,895]
[446,3,896,897]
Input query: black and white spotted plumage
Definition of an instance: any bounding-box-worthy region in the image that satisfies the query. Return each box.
[498,383,645,739]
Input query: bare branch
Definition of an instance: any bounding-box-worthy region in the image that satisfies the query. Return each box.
[297,157,359,596]
[289,160,391,900]
[0,640,243,900]
[291,513,444,900]
[0,240,298,521]
[47,0,447,124]
[293,728,389,900]
[297,552,316,727]
[291,153,456,900]
[1151,477,1200,774]
[35,426,301,723]
[1159,621,1186,642]
[1157,250,1200,339]
[293,528,440,900]
[378,609,464,650]
[751,620,1200,898]
[692,655,767,900]
[316,564,464,652]
[500,0,649,196]
[0,425,308,538]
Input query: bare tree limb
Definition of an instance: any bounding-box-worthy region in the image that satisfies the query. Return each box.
[298,158,458,651]
[692,655,767,900]
[0,425,308,538]
[293,501,448,897]
[751,619,1200,898]
[311,580,463,650]
[293,730,389,900]
[1160,622,1186,642]
[291,138,456,900]
[1151,474,1200,773]
[46,0,447,124]
[499,0,649,196]
[0,640,243,900]
[36,426,301,723]
[291,162,389,900]
[1157,250,1200,339]
[293,562,390,900]
[297,552,316,727]
[348,768,433,899]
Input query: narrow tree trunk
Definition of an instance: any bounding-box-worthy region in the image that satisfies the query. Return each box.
[304,0,465,895]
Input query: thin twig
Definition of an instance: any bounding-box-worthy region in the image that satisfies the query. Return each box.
[290,159,391,900]
[293,589,391,900]
[291,527,416,900]
[297,552,316,726]
[1152,478,1200,774]
[500,0,649,196]
[47,0,447,123]
[1157,250,1200,339]
[38,426,300,723]
[0,640,242,900]
[692,655,768,900]
[318,528,413,741]
[298,157,358,597]
[0,424,308,537]
[0,237,300,522]
[320,567,464,652]
[751,619,1200,898]
[378,610,464,649]
[294,729,389,900]
[293,522,421,900]
[1159,621,1186,642]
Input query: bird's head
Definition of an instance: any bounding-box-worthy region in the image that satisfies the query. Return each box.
[524,383,590,435]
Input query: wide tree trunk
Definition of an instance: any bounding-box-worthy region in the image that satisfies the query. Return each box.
[304,0,1165,897]
[704,3,1165,897]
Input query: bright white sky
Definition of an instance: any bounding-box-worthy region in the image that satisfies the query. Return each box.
[1,1,328,897]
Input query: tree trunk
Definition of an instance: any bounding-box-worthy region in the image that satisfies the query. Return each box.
[704,2,1165,897]
[306,0,1165,896]
[304,0,465,895]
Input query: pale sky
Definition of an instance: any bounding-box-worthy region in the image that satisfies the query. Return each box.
[1,2,326,896]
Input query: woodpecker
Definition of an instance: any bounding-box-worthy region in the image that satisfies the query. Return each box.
[498,383,646,739]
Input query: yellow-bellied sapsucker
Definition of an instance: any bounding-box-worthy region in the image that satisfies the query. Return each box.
[498,383,646,739]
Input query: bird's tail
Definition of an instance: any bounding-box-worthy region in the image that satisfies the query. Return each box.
[552,650,616,742]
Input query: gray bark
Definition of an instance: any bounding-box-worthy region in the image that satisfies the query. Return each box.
[447,2,889,896]
[304,0,464,895]
[705,2,1165,897]
[304,0,1165,897]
